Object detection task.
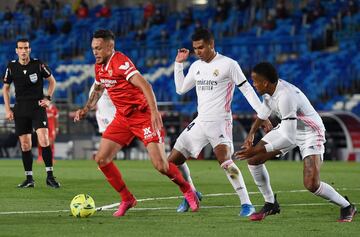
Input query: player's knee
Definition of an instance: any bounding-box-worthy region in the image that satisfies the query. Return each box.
[95,155,110,167]
[304,179,320,193]
[37,137,50,147]
[155,162,169,174]
[20,142,31,151]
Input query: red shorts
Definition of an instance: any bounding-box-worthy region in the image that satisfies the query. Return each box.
[102,107,165,147]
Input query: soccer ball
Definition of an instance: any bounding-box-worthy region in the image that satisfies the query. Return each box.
[70,194,96,218]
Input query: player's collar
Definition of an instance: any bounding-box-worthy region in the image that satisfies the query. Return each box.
[271,80,281,97]
[104,51,116,71]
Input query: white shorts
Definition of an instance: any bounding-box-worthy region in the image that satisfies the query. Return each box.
[96,111,114,133]
[96,95,116,133]
[174,117,233,159]
[262,128,326,160]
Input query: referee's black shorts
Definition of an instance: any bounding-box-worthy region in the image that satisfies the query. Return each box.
[13,100,48,136]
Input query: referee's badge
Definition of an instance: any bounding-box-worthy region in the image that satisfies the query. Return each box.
[213,69,219,77]
[29,73,38,83]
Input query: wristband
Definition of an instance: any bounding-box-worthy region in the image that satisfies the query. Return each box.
[44,95,52,101]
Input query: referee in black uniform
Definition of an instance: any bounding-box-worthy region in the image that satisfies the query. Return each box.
[2,38,60,188]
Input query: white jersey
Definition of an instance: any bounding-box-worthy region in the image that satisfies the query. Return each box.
[89,84,116,133]
[257,79,325,152]
[174,53,261,121]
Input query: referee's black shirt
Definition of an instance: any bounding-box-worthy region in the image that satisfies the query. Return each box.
[3,58,52,102]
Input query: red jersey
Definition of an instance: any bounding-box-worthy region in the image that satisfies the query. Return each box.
[47,104,58,133]
[95,51,147,116]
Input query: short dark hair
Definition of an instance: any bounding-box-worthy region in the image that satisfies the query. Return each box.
[252,62,278,83]
[191,28,214,42]
[93,29,115,41]
[16,38,30,48]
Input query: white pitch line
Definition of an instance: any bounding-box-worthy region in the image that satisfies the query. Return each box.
[0,188,359,215]
[96,187,360,211]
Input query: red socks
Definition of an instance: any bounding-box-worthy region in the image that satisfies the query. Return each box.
[165,162,191,193]
[99,162,133,201]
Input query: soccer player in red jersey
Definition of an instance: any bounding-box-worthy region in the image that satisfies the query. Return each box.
[38,103,59,162]
[74,29,199,217]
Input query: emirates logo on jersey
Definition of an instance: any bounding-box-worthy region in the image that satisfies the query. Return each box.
[100,78,117,88]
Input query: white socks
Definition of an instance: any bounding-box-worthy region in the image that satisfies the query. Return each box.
[248,164,275,203]
[221,160,252,205]
[314,182,350,208]
[178,163,196,191]
[25,171,33,176]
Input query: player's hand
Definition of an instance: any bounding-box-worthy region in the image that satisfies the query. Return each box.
[5,109,14,121]
[73,108,88,122]
[262,119,273,133]
[151,109,163,133]
[175,48,190,63]
[242,133,255,149]
[234,146,256,160]
[39,98,51,108]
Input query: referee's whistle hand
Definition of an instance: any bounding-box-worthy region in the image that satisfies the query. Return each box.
[39,99,50,108]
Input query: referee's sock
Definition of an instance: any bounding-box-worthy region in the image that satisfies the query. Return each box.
[42,146,54,177]
[21,150,33,180]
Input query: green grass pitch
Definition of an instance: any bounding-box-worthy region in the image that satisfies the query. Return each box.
[0,159,359,237]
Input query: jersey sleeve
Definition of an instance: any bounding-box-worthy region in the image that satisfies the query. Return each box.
[116,54,139,81]
[94,65,101,84]
[174,62,196,95]
[229,60,247,85]
[231,60,262,113]
[264,94,297,152]
[39,61,52,78]
[2,64,12,84]
[257,97,272,120]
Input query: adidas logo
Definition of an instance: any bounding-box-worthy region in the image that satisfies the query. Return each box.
[196,70,200,75]
[219,134,224,138]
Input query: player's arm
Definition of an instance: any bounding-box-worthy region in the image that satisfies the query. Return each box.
[174,48,196,95]
[74,83,104,122]
[262,96,297,152]
[232,61,272,131]
[235,101,272,159]
[236,96,297,159]
[40,75,56,108]
[2,83,13,121]
[129,73,163,131]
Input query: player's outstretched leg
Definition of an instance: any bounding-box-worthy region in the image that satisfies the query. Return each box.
[304,155,355,222]
[99,161,136,217]
[113,198,137,217]
[338,196,357,222]
[177,163,203,212]
[163,162,200,212]
[221,160,255,216]
[250,194,281,221]
[312,181,356,222]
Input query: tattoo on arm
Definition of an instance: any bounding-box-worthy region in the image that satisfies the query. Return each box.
[85,85,104,110]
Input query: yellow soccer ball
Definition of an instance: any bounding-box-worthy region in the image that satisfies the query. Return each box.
[70,194,96,218]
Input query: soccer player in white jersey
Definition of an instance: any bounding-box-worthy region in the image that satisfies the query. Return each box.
[236,62,357,222]
[89,83,116,133]
[170,28,272,216]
